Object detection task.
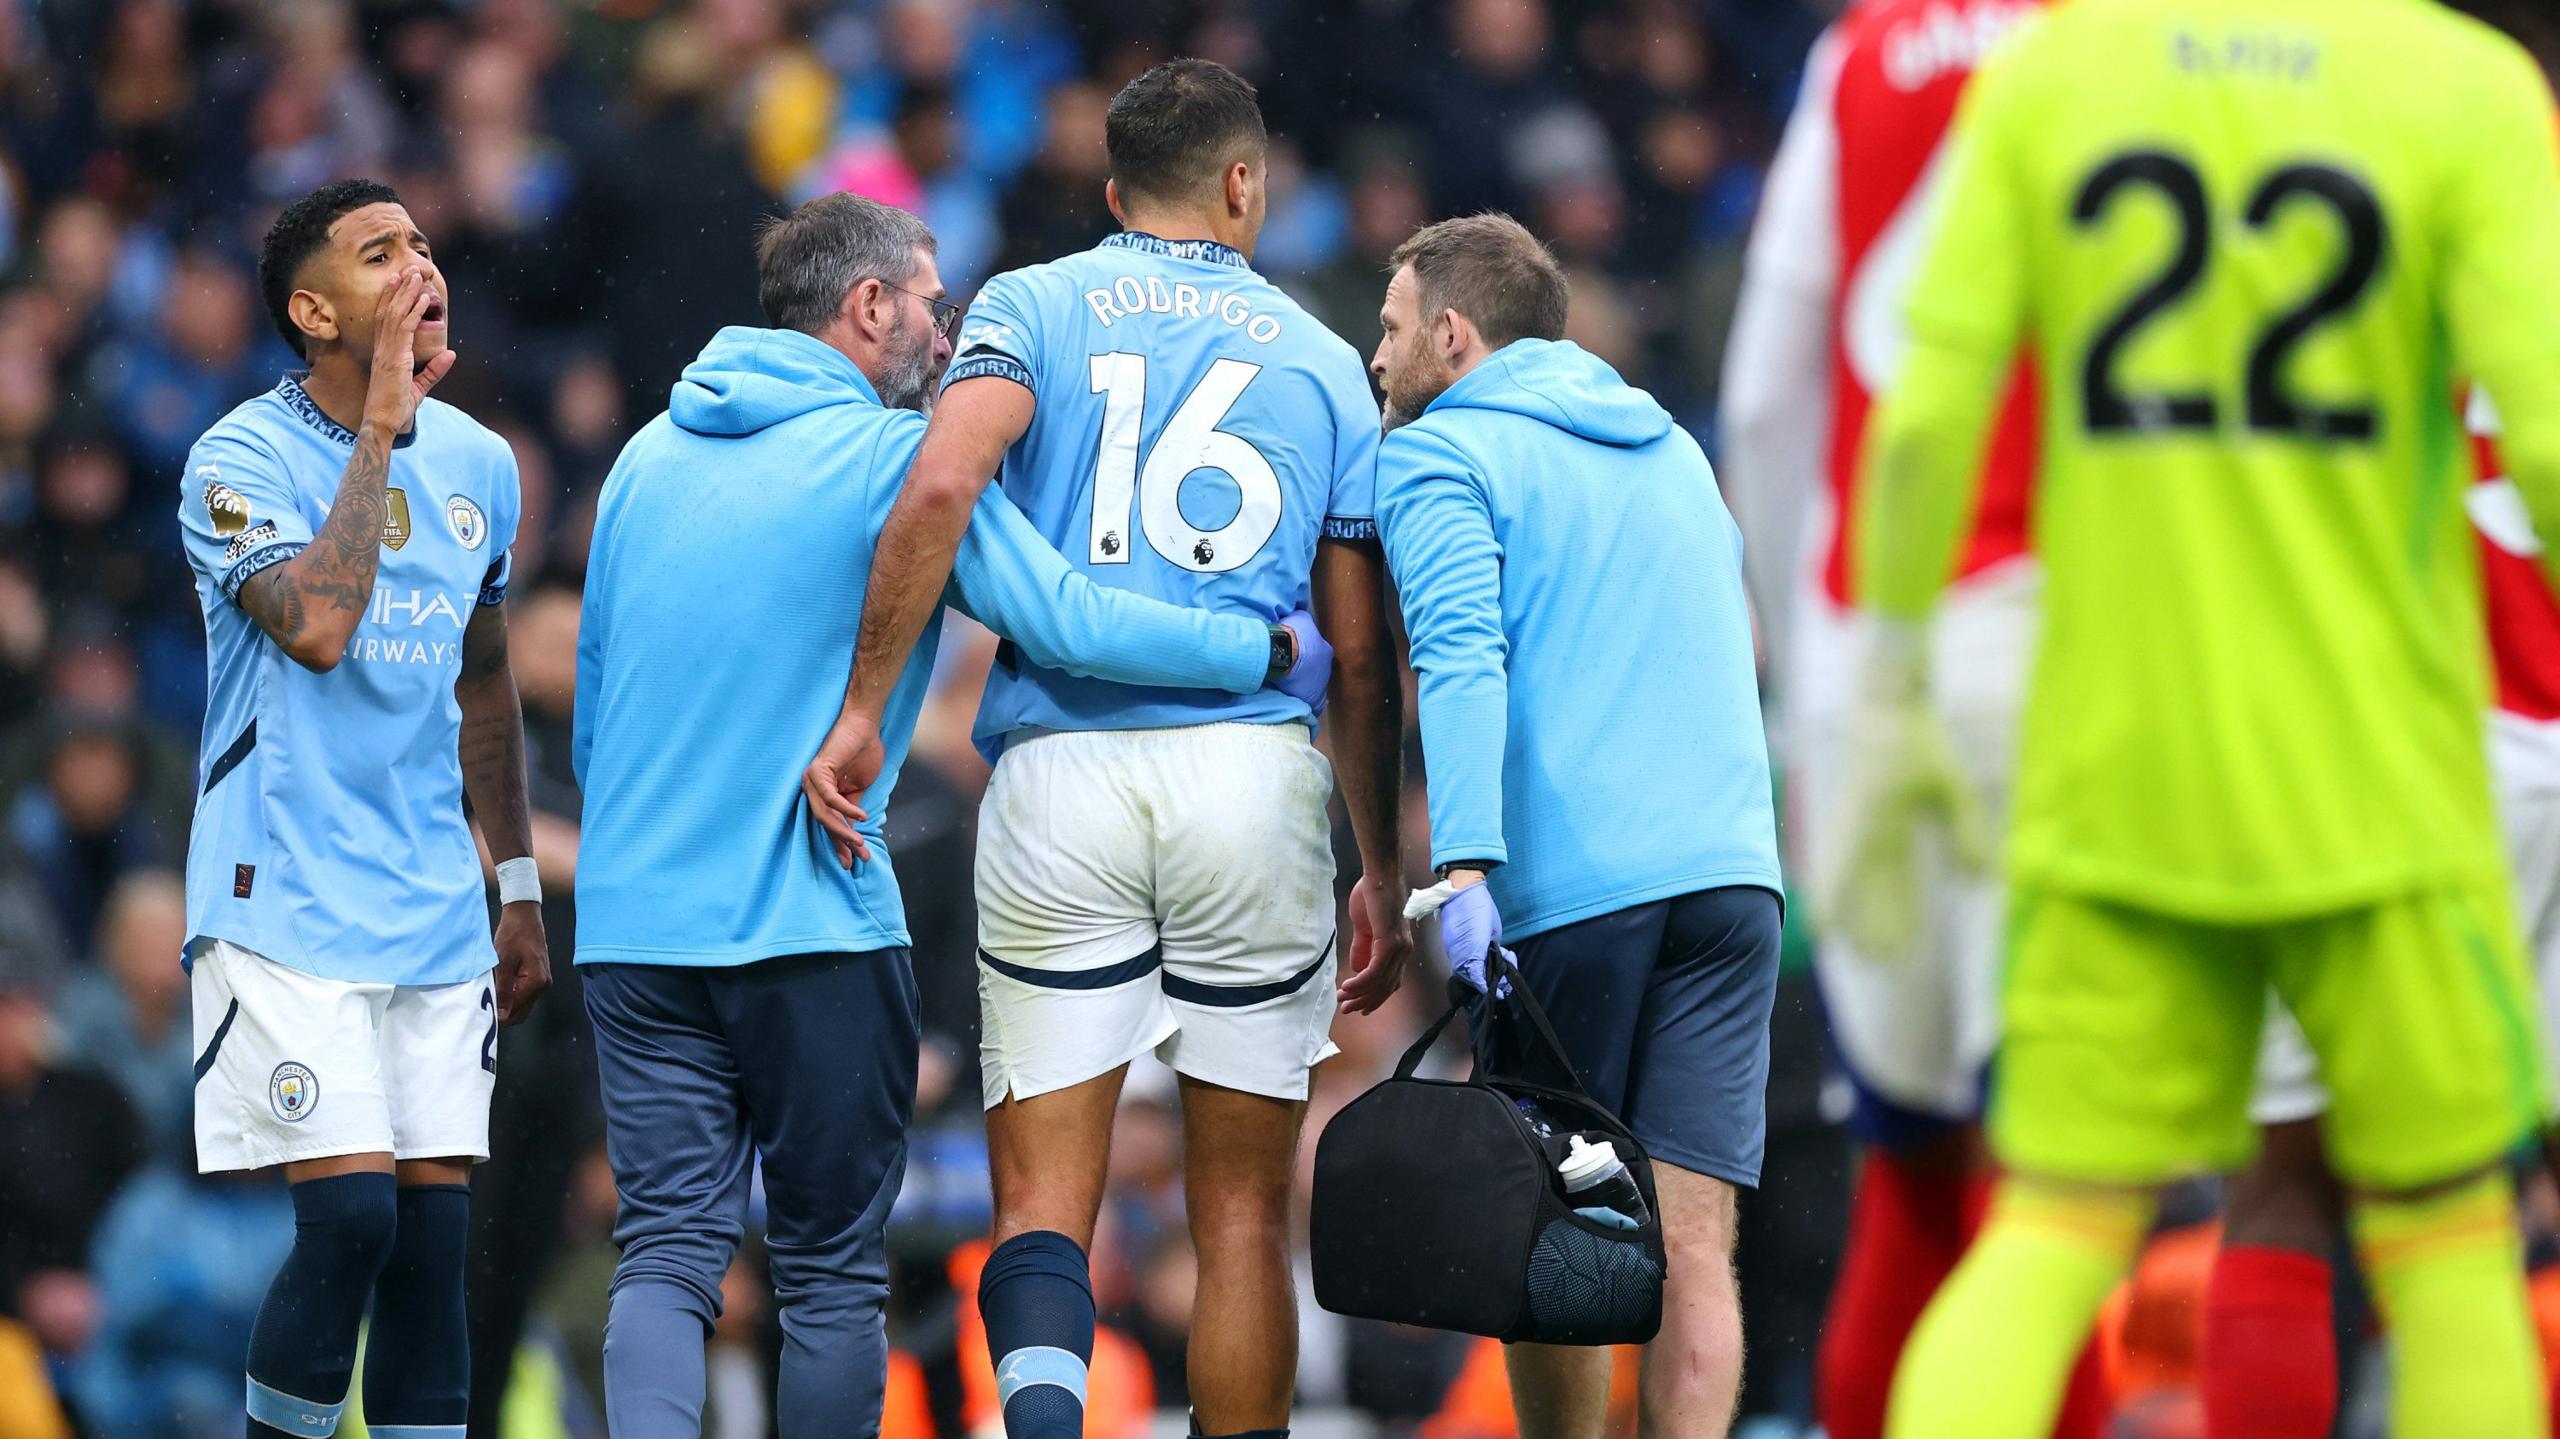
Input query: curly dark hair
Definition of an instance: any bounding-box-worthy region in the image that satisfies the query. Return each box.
[258,178,401,359]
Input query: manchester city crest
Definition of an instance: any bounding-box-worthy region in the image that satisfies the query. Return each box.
[269,1062,318,1122]
[446,495,487,550]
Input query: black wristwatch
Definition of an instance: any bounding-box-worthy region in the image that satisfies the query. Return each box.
[1265,623,1297,686]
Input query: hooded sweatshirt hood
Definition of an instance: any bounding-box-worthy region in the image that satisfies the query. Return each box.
[1418,338,1673,449]
[668,325,882,437]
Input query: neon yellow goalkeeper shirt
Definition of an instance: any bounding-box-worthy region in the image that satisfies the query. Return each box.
[1859,0,2560,920]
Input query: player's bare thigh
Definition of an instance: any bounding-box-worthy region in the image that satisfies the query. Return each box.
[281,1154,472,1186]
[285,1152,395,1183]
[1177,1073,1305,1245]
[985,1064,1130,1251]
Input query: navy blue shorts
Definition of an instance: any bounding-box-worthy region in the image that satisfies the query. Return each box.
[1473,886,1783,1188]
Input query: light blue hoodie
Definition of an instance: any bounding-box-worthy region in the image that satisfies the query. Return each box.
[1377,339,1780,941]
[574,327,1271,966]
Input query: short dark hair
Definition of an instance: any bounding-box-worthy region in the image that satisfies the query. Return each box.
[1104,58,1267,207]
[259,178,402,359]
[1389,212,1569,350]
[753,192,936,335]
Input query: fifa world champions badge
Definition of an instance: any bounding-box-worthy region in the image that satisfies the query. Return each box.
[382,487,413,551]
[270,1062,318,1122]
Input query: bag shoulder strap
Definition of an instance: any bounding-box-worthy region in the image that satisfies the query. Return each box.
[1391,995,1467,1080]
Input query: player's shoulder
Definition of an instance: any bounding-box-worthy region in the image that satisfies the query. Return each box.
[420,395,515,468]
[188,381,297,472]
[2409,14,2553,183]
[1245,275,1366,371]
[2401,2,2544,84]
[975,250,1098,312]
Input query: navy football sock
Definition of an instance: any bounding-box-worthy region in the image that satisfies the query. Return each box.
[247,1171,399,1437]
[361,1184,472,1437]
[979,1230,1095,1439]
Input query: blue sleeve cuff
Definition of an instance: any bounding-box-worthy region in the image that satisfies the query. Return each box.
[945,354,1034,391]
[222,543,304,599]
[1428,843,1510,872]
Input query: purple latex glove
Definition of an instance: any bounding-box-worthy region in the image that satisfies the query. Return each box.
[1277,608,1333,712]
[1441,881,1515,997]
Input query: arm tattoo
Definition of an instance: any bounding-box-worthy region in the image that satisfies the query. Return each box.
[297,423,394,617]
[239,422,393,651]
[456,604,534,863]
[237,566,308,643]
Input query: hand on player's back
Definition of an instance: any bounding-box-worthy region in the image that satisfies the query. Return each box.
[803,709,884,868]
[1276,607,1334,711]
[364,267,455,435]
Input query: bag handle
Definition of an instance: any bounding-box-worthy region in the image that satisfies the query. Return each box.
[1388,945,1608,1113]
[1391,992,1467,1080]
[1477,946,1593,1098]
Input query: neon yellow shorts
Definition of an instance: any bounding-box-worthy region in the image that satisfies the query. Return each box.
[1990,875,2549,1191]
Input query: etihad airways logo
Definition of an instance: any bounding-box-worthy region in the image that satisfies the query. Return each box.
[346,634,459,666]
[369,585,466,628]
[347,585,467,667]
[343,583,468,665]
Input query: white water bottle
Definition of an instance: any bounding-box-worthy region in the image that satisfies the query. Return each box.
[1557,1135,1650,1231]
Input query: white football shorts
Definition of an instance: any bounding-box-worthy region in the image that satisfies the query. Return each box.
[2254,711,2560,1125]
[1787,560,2040,1121]
[973,721,1340,1108]
[191,938,496,1172]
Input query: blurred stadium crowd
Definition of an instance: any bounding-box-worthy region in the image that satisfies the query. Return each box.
[0,1,1843,1436]
[30,1,2560,1437]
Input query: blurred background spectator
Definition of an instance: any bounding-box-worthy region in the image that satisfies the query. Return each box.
[0,1,1854,1434]
[0,937,146,1394]
[50,868,193,1166]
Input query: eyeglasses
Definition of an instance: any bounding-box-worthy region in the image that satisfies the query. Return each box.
[881,281,962,339]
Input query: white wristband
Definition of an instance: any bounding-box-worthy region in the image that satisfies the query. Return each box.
[495,857,541,906]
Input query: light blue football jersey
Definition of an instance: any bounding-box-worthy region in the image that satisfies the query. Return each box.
[945,231,1380,752]
[176,376,519,987]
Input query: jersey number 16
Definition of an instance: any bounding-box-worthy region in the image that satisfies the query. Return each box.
[1087,353,1281,574]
